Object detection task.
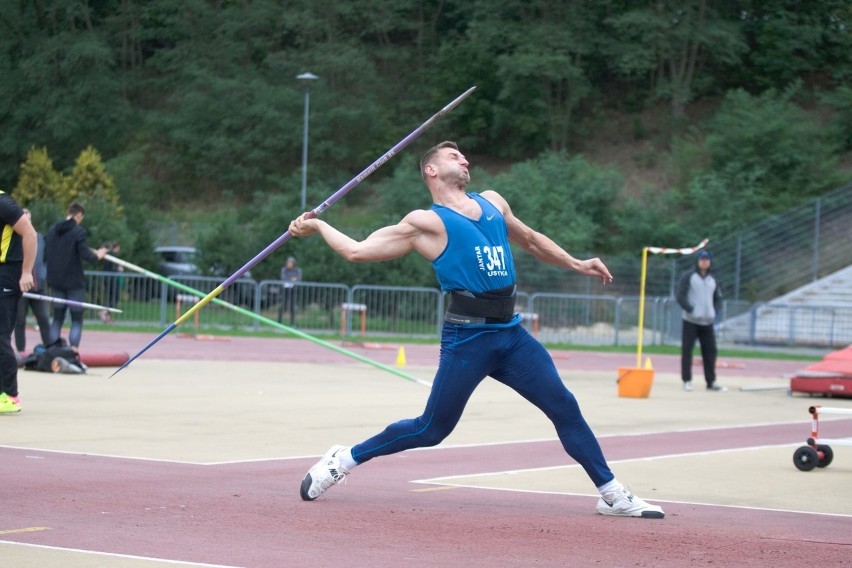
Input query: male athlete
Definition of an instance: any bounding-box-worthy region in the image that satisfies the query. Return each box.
[288,141,664,518]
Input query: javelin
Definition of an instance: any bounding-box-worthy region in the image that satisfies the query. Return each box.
[23,292,122,313]
[112,84,476,376]
[104,253,431,386]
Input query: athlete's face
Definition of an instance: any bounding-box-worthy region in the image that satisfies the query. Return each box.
[435,147,470,188]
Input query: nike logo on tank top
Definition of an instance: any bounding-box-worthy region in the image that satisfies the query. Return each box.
[430,193,516,293]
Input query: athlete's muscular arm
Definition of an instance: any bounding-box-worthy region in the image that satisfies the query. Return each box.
[289,210,444,263]
[480,190,613,285]
[13,213,36,292]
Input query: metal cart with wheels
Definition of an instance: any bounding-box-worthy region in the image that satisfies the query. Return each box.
[793,405,852,471]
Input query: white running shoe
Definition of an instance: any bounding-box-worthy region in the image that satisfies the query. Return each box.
[683,381,693,391]
[596,485,665,519]
[300,445,350,501]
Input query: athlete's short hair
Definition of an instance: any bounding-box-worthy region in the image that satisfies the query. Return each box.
[420,141,458,181]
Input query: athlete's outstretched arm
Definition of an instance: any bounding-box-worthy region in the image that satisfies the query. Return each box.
[289,212,423,263]
[480,190,613,285]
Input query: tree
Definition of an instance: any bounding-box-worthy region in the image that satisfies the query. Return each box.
[12,147,63,206]
[1,0,849,283]
[13,144,133,258]
[737,0,852,90]
[821,86,852,150]
[610,185,685,253]
[677,85,841,235]
[81,195,136,257]
[64,146,122,210]
[607,0,746,124]
[0,0,133,188]
[464,0,602,155]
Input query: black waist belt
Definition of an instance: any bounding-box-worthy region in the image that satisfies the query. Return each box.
[444,285,517,325]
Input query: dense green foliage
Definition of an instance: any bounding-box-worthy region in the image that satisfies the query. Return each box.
[1,0,849,286]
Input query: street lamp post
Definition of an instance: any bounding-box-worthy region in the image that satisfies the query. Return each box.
[297,72,319,210]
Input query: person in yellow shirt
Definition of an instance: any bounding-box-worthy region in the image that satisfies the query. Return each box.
[0,191,37,414]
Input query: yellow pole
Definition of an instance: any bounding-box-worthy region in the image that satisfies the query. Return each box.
[636,246,649,368]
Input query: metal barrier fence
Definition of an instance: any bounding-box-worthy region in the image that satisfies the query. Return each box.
[38,272,847,349]
[671,182,852,303]
[719,302,852,348]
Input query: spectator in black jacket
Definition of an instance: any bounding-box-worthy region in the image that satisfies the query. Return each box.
[675,251,725,392]
[44,203,107,349]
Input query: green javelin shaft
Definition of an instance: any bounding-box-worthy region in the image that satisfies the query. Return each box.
[104,253,432,388]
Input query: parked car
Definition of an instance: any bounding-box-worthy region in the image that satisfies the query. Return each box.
[154,245,200,277]
[153,245,255,306]
[150,246,200,300]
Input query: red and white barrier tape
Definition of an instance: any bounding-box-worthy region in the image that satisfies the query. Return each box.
[647,238,709,255]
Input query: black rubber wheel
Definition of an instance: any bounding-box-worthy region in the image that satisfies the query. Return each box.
[816,444,834,468]
[793,446,819,471]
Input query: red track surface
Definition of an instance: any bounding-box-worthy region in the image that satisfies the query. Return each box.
[77,329,810,377]
[2,330,849,567]
[4,427,850,567]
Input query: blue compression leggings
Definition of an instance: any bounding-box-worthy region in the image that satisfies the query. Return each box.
[351,323,614,487]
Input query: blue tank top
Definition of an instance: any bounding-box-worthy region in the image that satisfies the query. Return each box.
[431,193,516,293]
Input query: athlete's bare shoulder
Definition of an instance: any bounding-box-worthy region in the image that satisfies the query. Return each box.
[400,208,446,260]
[401,208,443,233]
[478,189,510,215]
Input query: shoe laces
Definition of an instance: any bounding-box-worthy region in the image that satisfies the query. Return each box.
[319,461,349,490]
[605,483,634,504]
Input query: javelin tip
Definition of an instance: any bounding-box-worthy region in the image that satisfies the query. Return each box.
[110,323,178,378]
[442,86,477,113]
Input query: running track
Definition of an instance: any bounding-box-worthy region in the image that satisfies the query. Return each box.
[1,330,850,567]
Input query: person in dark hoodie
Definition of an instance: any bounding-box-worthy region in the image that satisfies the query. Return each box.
[676,250,725,392]
[44,202,107,349]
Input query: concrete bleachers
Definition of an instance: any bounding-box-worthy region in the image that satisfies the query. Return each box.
[775,266,852,307]
[720,265,852,347]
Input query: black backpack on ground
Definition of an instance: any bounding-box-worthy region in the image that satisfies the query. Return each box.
[21,339,85,374]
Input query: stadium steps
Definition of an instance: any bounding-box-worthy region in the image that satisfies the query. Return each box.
[720,265,852,347]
